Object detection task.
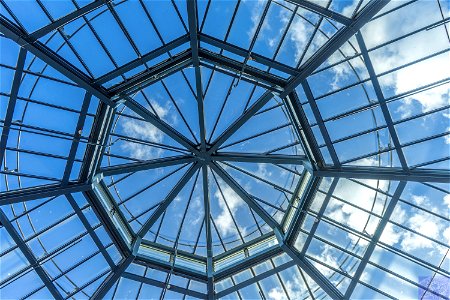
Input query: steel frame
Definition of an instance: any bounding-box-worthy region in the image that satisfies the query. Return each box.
[2,0,448,299]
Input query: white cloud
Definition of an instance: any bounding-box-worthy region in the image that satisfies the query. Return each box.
[360,2,450,114]
[120,118,164,160]
[246,0,268,40]
[214,183,245,236]
[444,128,450,144]
[268,271,311,300]
[444,194,450,208]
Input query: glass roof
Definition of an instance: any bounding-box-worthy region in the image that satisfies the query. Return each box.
[0,0,449,299]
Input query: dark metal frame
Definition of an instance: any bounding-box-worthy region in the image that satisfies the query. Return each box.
[1,0,449,299]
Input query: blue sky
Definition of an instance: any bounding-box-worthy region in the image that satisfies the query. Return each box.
[0,0,449,299]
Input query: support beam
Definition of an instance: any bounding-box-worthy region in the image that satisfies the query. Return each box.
[30,0,108,39]
[0,209,64,300]
[109,51,192,97]
[201,166,215,299]
[122,272,207,299]
[187,0,207,152]
[274,229,344,300]
[314,167,450,183]
[0,182,91,205]
[0,48,26,168]
[122,97,199,155]
[62,92,92,184]
[199,34,299,76]
[212,152,308,165]
[100,155,196,177]
[344,181,406,299]
[215,260,296,299]
[302,80,340,166]
[284,92,324,166]
[209,0,389,154]
[95,35,190,85]
[200,49,287,90]
[79,102,115,182]
[355,31,408,170]
[136,163,199,238]
[0,17,114,106]
[91,255,134,299]
[209,162,280,230]
[65,193,115,268]
[285,0,352,25]
[135,254,207,283]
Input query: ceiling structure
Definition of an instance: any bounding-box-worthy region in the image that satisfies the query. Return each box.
[0,0,449,299]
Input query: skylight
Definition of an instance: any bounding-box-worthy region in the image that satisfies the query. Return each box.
[0,0,449,299]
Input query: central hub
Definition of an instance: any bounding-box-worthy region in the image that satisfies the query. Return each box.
[196,149,211,165]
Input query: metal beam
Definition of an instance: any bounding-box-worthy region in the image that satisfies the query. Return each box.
[0,209,64,300]
[302,80,340,166]
[284,174,319,245]
[136,163,199,238]
[62,92,92,184]
[284,92,324,166]
[199,33,299,76]
[212,152,308,165]
[0,182,91,205]
[209,162,280,230]
[285,0,352,25]
[65,193,115,268]
[355,31,409,170]
[95,35,190,85]
[274,229,344,300]
[122,272,207,299]
[79,102,115,182]
[122,97,199,154]
[344,181,406,299]
[187,0,207,153]
[109,50,192,97]
[215,260,297,299]
[209,0,389,154]
[201,166,215,299]
[314,167,450,183]
[200,49,287,90]
[0,17,114,106]
[134,254,207,283]
[215,244,282,281]
[0,48,26,169]
[30,0,108,39]
[91,255,134,299]
[100,155,196,177]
